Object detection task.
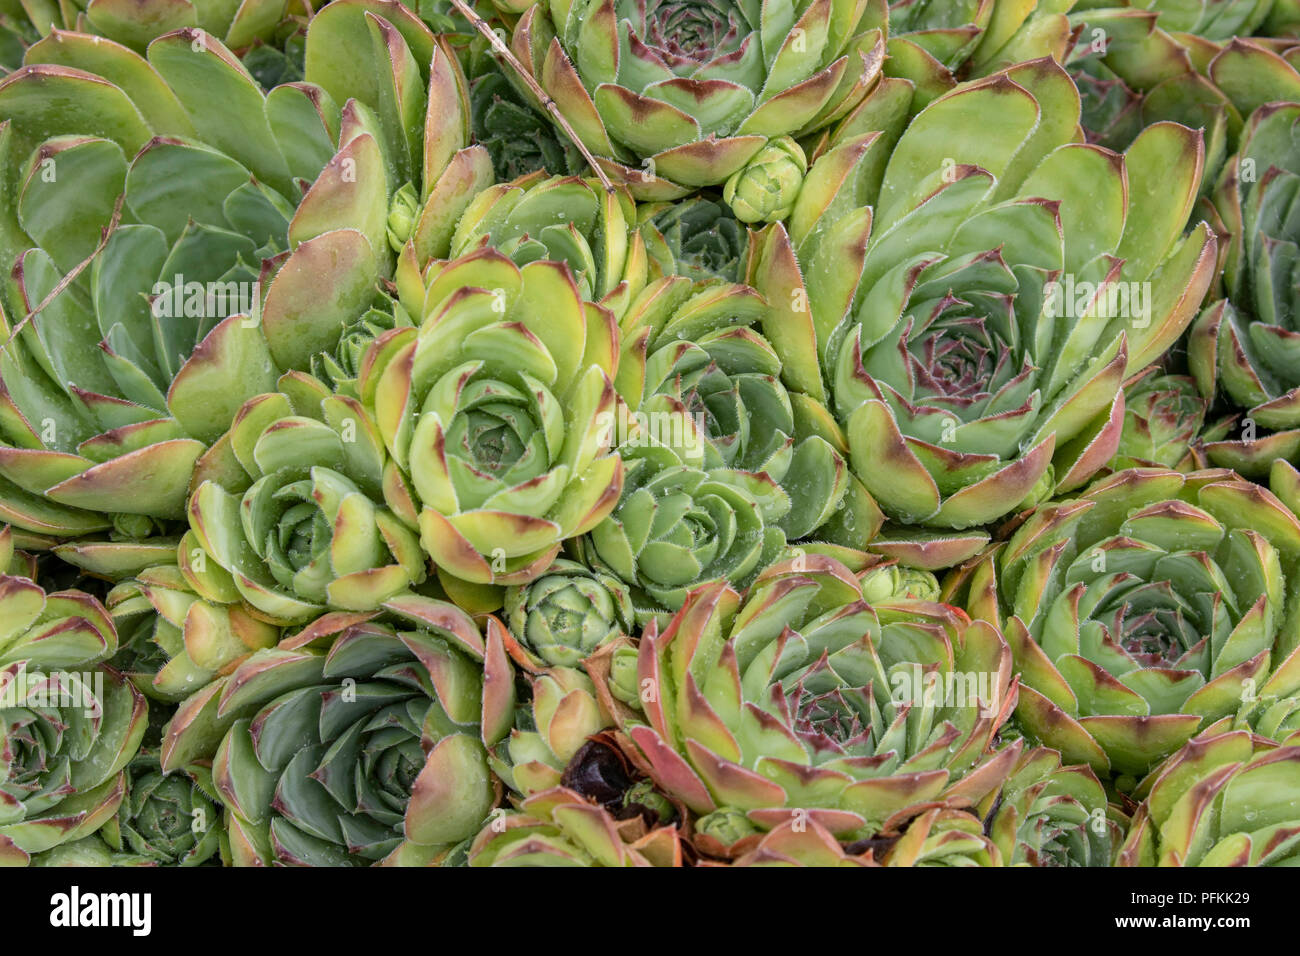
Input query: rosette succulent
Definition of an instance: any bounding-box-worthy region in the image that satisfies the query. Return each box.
[1119,727,1300,865]
[106,543,282,701]
[581,411,791,613]
[187,375,427,625]
[474,659,681,866]
[858,558,941,602]
[588,552,1019,857]
[1060,8,1263,179]
[0,570,148,864]
[982,745,1126,866]
[752,58,1217,568]
[469,785,682,865]
[869,805,1004,866]
[953,464,1300,777]
[1229,689,1300,738]
[360,249,623,587]
[1111,371,1224,472]
[165,599,517,865]
[639,198,747,282]
[0,554,119,672]
[310,306,411,401]
[1191,95,1300,475]
[833,62,1214,529]
[0,26,394,556]
[0,0,306,74]
[503,0,887,193]
[0,666,148,866]
[449,174,650,314]
[98,754,225,866]
[613,276,882,556]
[505,558,634,667]
[489,665,611,796]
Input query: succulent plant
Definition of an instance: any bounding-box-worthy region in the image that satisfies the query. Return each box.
[1190,81,1300,475]
[1227,689,1300,737]
[982,745,1127,866]
[0,0,308,75]
[310,306,412,401]
[581,410,791,613]
[639,198,748,282]
[706,816,876,865]
[468,785,682,865]
[449,173,650,313]
[0,548,119,672]
[161,599,517,865]
[187,375,427,625]
[504,558,634,668]
[500,0,888,194]
[0,563,148,864]
[470,66,585,181]
[613,276,882,557]
[0,26,397,565]
[722,136,808,224]
[749,58,1217,571]
[870,805,1005,865]
[588,551,1020,858]
[99,754,226,866]
[488,665,610,796]
[107,553,281,702]
[471,656,682,866]
[857,558,941,603]
[1119,727,1300,865]
[1062,8,1235,159]
[951,463,1300,777]
[1111,370,1227,472]
[360,249,623,589]
[831,61,1214,530]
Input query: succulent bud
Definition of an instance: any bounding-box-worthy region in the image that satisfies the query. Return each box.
[723,136,808,224]
[386,182,420,252]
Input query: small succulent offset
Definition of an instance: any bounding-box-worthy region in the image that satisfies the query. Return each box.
[1110,371,1226,473]
[504,558,634,667]
[640,198,748,282]
[982,745,1126,867]
[99,754,227,866]
[723,136,808,224]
